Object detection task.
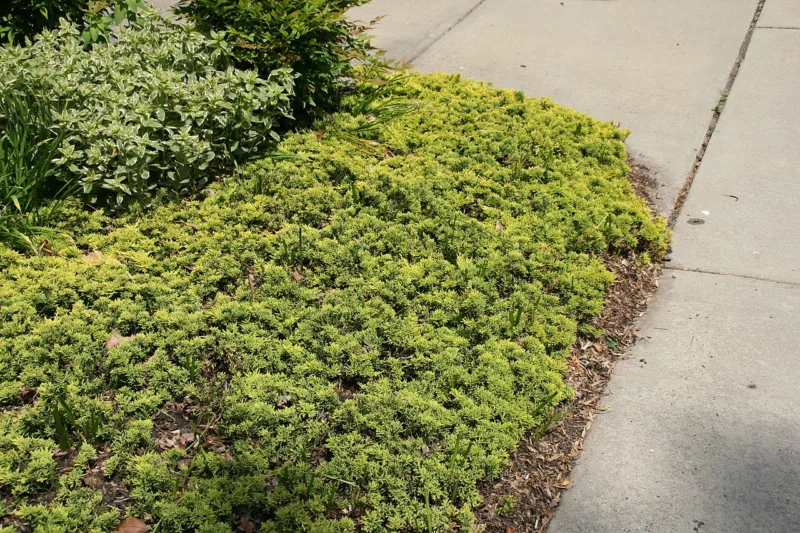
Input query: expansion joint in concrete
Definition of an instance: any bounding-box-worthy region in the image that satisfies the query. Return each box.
[668,0,767,228]
[408,0,490,62]
[663,266,800,288]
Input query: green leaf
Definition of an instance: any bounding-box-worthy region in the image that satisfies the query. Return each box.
[114,7,128,25]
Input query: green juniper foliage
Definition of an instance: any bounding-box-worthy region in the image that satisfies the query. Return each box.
[0,74,667,532]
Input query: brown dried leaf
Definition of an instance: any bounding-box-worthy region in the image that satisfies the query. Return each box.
[115,517,148,533]
[19,386,36,403]
[40,240,57,256]
[245,266,260,290]
[83,474,103,488]
[495,220,506,233]
[84,250,104,263]
[106,329,134,351]
[156,430,181,450]
[277,394,293,408]
[292,267,305,282]
[237,517,256,533]
[183,222,200,231]
[179,431,195,447]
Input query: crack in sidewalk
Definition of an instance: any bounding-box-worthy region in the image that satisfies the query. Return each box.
[409,0,490,62]
[668,0,767,228]
[664,266,800,287]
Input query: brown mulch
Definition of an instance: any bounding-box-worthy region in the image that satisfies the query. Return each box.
[474,162,664,533]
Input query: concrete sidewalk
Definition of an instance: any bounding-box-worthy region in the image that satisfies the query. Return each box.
[355,0,800,531]
[550,7,800,531]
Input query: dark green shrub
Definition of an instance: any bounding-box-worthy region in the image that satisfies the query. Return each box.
[0,0,87,43]
[0,0,142,45]
[0,6,295,207]
[0,74,668,532]
[176,0,383,123]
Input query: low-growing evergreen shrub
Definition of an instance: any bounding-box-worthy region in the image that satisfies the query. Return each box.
[0,74,668,532]
[176,0,383,123]
[0,5,295,207]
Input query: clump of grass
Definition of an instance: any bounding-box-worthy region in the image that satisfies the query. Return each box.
[497,494,516,517]
[0,93,73,252]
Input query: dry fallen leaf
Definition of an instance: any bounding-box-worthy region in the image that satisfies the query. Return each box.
[292,267,305,282]
[19,386,36,403]
[495,220,506,233]
[179,431,195,447]
[245,266,260,290]
[84,250,104,263]
[237,517,256,533]
[40,240,57,255]
[276,394,293,408]
[83,474,104,488]
[505,527,516,533]
[115,517,147,533]
[106,329,134,351]
[156,430,181,450]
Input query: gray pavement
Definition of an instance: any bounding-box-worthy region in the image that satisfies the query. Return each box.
[550,271,800,533]
[759,0,800,27]
[670,29,800,285]
[350,0,482,65]
[355,1,800,531]
[548,5,800,533]
[147,0,175,14]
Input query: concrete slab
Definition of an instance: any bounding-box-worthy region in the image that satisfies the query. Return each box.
[549,270,800,533]
[349,0,483,63]
[401,0,758,216]
[670,30,800,285]
[758,0,800,28]
[147,0,175,13]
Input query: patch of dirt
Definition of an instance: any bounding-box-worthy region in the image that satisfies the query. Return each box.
[153,399,224,456]
[474,162,664,533]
